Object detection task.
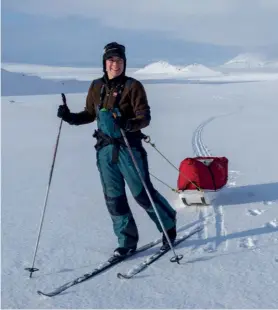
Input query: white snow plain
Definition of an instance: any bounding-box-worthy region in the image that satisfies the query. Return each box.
[1,62,278,309]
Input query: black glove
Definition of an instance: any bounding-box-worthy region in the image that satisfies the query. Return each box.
[114,117,132,131]
[57,104,72,122]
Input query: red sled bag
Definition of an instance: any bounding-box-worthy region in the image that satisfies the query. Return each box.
[177,157,228,191]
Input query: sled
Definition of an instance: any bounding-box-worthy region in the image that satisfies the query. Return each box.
[178,190,216,206]
[177,156,228,207]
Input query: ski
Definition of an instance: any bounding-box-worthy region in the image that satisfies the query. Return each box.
[117,226,203,279]
[37,237,161,297]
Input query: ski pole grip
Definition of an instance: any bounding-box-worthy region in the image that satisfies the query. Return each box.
[61,93,67,106]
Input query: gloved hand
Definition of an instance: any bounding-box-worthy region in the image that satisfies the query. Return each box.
[114,117,132,131]
[57,104,71,122]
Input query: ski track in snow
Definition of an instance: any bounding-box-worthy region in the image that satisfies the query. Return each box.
[191,114,229,253]
[191,108,277,256]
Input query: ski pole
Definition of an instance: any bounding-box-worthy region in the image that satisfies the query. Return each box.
[120,129,183,264]
[25,93,67,278]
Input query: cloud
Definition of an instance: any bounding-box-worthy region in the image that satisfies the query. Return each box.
[3,0,278,47]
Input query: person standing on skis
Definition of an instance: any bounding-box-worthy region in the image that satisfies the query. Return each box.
[57,42,177,257]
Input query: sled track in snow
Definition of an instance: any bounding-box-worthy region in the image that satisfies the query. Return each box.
[191,115,228,252]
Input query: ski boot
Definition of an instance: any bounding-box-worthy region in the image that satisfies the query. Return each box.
[160,225,177,251]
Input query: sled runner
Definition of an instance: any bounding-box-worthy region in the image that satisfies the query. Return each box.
[177,156,228,206]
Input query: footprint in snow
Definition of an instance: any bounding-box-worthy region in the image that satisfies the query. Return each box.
[265,219,278,229]
[263,201,274,206]
[247,209,265,216]
[239,237,257,249]
[203,242,216,253]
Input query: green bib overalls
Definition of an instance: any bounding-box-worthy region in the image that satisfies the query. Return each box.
[94,81,176,248]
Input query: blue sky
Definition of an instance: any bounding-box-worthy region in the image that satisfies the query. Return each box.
[2,0,278,67]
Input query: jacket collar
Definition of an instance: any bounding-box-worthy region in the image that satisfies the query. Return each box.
[103,73,126,89]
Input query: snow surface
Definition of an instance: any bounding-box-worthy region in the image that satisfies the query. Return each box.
[1,63,102,81]
[1,69,91,96]
[2,64,278,309]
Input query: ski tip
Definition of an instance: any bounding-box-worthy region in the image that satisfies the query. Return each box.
[37,290,50,297]
[117,272,123,279]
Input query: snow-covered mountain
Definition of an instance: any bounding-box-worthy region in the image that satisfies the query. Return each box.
[134,61,222,77]
[223,53,278,68]
[179,63,222,76]
[134,61,182,74]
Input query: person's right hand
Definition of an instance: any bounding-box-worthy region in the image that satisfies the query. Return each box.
[57,104,70,119]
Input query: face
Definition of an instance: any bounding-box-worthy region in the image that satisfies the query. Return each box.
[106,56,124,79]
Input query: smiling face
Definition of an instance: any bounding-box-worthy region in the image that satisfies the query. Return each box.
[105,56,124,79]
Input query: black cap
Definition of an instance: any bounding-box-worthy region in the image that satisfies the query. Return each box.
[103,42,126,73]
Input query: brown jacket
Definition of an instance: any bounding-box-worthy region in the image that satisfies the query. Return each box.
[72,76,151,133]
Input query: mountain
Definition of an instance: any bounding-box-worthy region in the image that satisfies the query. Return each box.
[134,61,222,77]
[223,53,278,68]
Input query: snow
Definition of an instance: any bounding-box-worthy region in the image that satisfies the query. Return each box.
[1,69,91,96]
[134,61,222,79]
[1,63,134,82]
[135,61,182,74]
[223,53,278,69]
[1,63,103,81]
[2,63,278,309]
[180,63,222,76]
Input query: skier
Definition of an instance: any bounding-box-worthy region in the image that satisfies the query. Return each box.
[57,42,177,257]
